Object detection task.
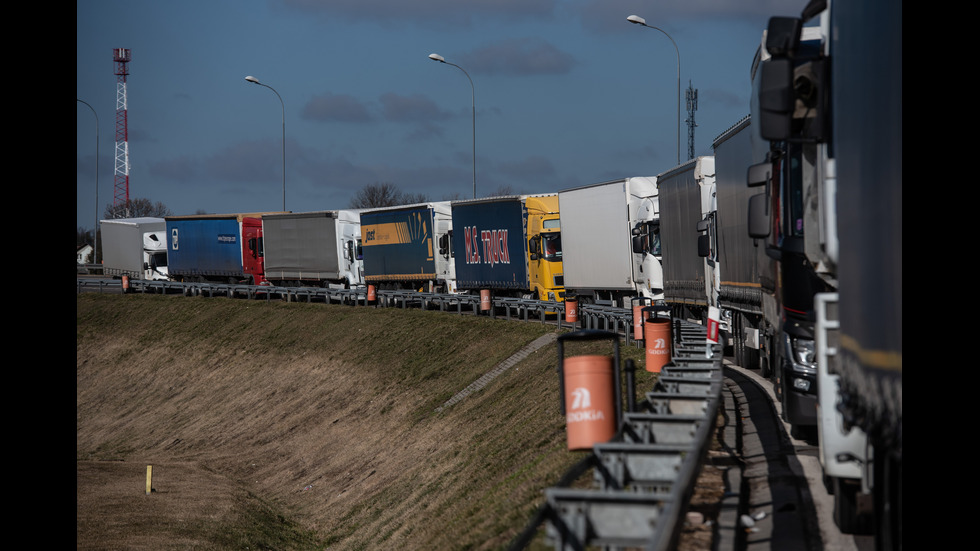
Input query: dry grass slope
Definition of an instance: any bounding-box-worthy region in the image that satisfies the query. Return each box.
[77,293,654,550]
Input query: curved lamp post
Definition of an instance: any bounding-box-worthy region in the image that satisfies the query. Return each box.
[77,98,100,264]
[429,53,476,199]
[245,75,286,211]
[627,15,681,166]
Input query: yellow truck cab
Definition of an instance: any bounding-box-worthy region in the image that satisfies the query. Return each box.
[524,194,565,302]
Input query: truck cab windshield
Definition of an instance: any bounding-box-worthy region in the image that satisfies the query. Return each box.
[151,252,168,268]
[542,233,562,261]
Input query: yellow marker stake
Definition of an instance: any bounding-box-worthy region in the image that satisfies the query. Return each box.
[146,465,152,495]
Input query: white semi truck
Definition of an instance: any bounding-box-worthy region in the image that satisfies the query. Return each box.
[260,210,364,288]
[557,177,662,307]
[100,217,169,281]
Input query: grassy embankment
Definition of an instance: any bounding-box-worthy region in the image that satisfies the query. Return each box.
[77,293,652,550]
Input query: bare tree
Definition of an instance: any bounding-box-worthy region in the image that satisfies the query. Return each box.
[486,185,516,198]
[103,198,173,220]
[77,226,94,247]
[400,192,429,205]
[349,183,428,209]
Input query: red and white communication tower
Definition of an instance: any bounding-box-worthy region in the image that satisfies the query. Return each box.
[113,48,131,218]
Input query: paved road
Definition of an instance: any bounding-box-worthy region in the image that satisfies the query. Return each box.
[722,359,874,551]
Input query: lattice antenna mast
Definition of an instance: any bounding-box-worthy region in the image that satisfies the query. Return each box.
[113,48,131,218]
[685,80,698,160]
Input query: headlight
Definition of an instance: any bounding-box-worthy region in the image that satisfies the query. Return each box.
[791,337,815,366]
[784,334,816,375]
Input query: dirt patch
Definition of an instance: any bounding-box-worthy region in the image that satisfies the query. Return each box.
[77,461,239,549]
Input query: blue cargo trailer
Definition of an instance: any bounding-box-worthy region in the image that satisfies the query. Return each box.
[165,213,273,284]
[451,197,527,291]
[359,202,455,292]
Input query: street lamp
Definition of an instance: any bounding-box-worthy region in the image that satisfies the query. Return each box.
[245,75,286,211]
[77,98,100,265]
[627,15,681,166]
[428,53,476,199]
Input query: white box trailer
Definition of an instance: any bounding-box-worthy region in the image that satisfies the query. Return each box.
[558,177,662,306]
[100,217,169,280]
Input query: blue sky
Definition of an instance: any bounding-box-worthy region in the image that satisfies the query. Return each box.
[77,0,805,230]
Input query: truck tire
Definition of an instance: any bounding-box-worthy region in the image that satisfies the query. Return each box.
[874,449,903,551]
[760,335,774,378]
[832,477,872,534]
[736,314,760,370]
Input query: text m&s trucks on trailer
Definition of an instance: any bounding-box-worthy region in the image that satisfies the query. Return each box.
[450,194,565,302]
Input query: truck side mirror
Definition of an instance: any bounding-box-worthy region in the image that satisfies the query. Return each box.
[758,58,795,141]
[697,235,710,258]
[765,16,802,57]
[438,234,449,256]
[748,193,771,238]
[696,218,711,257]
[529,235,541,255]
[631,234,645,255]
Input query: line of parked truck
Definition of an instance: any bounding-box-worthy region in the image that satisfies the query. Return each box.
[98,1,899,546]
[100,183,665,306]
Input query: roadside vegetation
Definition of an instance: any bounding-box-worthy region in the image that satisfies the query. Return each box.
[77,293,653,549]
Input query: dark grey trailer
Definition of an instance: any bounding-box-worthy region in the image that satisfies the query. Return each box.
[713,116,778,372]
[261,210,363,288]
[657,158,715,315]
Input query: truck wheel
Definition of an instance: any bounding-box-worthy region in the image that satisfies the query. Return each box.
[736,314,760,370]
[789,423,802,439]
[833,477,872,534]
[874,448,902,551]
[743,344,760,371]
[773,358,784,401]
[760,336,773,378]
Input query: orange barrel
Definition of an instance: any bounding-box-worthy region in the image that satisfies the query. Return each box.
[631,297,652,341]
[633,304,644,338]
[563,355,617,451]
[480,289,491,311]
[644,316,672,372]
[121,275,130,292]
[367,284,376,302]
[565,298,578,324]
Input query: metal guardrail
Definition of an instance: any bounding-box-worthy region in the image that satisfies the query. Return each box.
[76,278,121,293]
[82,279,648,338]
[510,320,723,551]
